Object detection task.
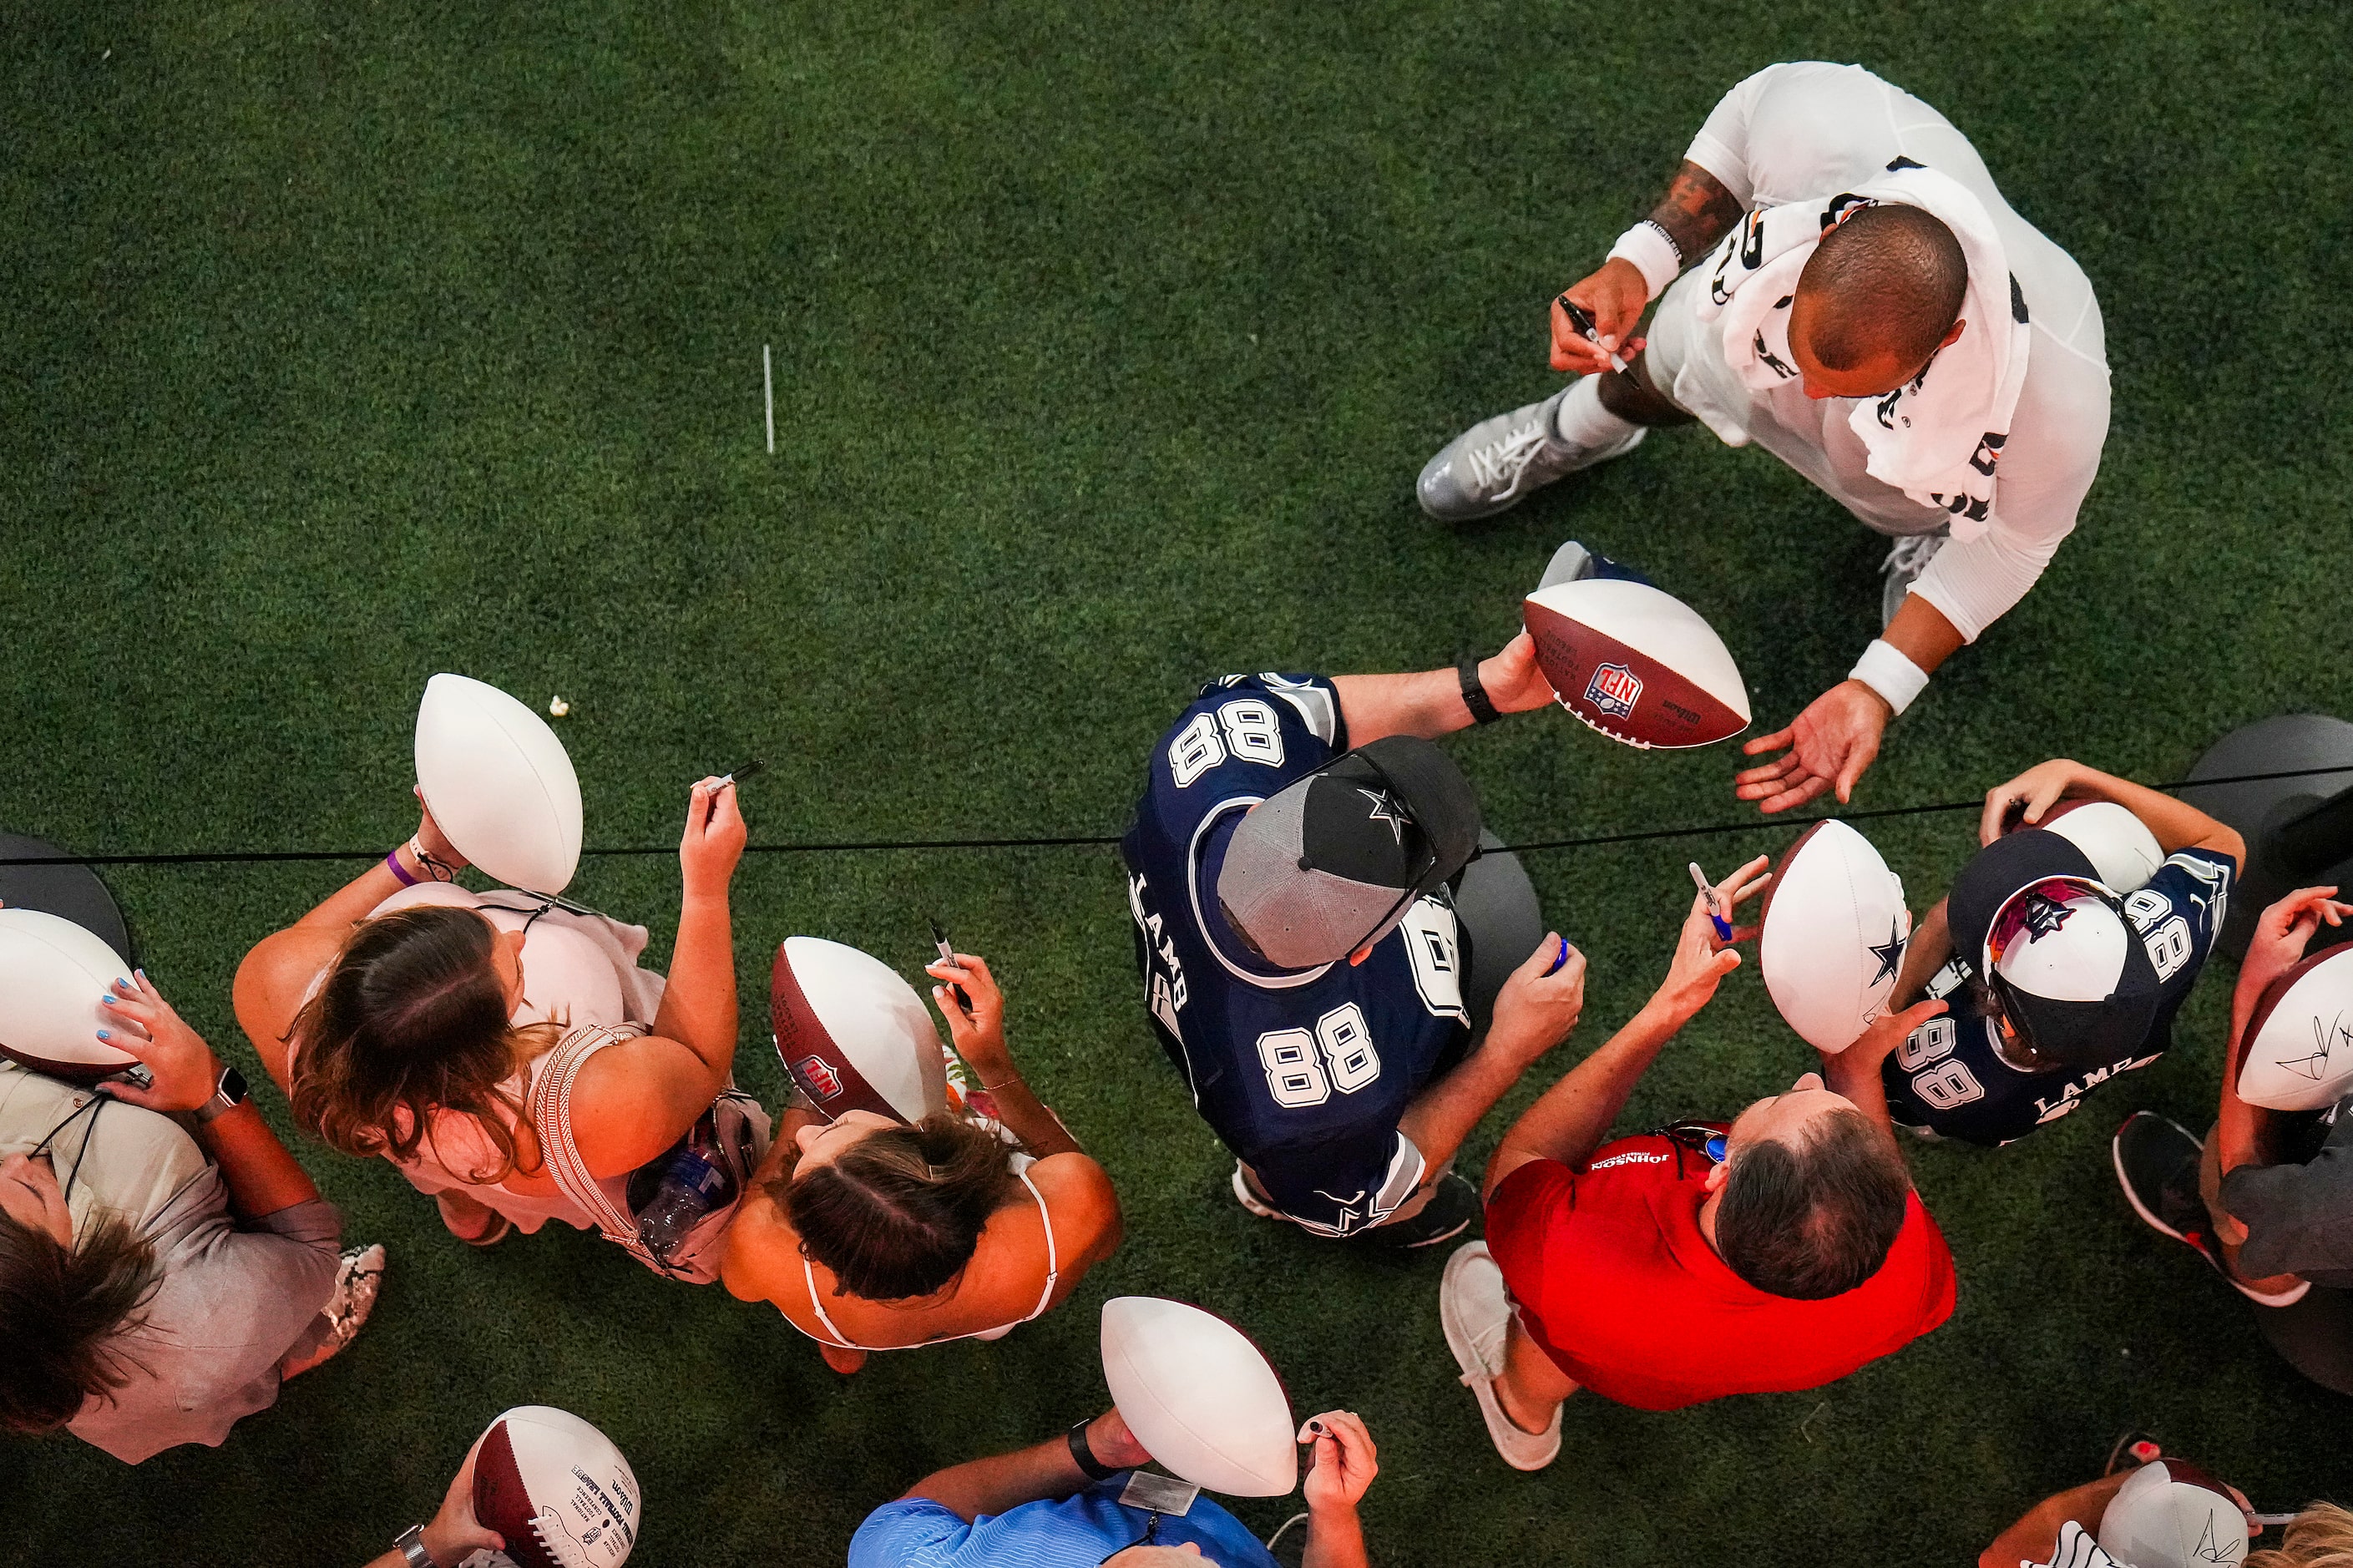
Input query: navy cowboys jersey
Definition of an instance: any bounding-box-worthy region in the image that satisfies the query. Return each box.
[1884,848,2234,1146]
[1120,673,1473,1236]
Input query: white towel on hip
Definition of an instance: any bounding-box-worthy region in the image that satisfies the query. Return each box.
[1693,159,2032,543]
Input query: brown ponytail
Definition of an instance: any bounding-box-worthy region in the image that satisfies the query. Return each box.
[782,1115,1025,1302]
[286,904,559,1182]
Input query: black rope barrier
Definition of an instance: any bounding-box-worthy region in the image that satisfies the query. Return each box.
[3,764,2345,871]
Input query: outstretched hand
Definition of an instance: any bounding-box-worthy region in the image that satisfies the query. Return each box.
[1735,680,1892,813]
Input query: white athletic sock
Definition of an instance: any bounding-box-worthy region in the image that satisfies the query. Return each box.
[1551,376,1640,449]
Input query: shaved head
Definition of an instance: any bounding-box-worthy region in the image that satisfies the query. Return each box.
[1790,204,1968,377]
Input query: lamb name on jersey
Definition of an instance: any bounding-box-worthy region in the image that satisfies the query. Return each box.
[1883,849,2233,1146]
[1120,673,1473,1235]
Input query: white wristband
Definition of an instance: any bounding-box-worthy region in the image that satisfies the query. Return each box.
[1849,640,1930,716]
[1606,220,1683,301]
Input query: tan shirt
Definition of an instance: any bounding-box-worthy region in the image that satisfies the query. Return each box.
[0,1065,342,1464]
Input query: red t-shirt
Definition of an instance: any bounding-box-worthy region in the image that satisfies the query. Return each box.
[1485,1132,1956,1411]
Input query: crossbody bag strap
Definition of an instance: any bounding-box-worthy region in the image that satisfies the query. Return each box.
[528,1025,646,1248]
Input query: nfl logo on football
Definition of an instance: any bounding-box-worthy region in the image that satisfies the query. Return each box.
[795,1055,845,1100]
[1584,662,1642,720]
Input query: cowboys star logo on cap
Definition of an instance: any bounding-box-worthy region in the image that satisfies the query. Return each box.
[1951,831,2165,1071]
[1357,787,1407,844]
[2015,888,2077,941]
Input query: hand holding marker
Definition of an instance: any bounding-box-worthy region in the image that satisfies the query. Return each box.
[929,917,970,1011]
[1559,294,1630,374]
[1688,862,1734,942]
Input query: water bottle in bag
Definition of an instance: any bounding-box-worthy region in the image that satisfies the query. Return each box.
[630,1110,740,1263]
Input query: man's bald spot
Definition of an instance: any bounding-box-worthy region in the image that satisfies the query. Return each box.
[1790,205,1968,375]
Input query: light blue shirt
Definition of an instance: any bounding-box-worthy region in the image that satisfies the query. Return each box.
[848,1475,1280,1568]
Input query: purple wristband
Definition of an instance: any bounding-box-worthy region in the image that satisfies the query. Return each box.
[385,847,420,888]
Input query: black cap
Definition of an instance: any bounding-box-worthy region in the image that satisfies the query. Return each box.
[1217,736,1483,969]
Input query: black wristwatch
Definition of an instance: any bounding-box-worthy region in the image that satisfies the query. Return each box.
[191,1063,249,1125]
[1456,656,1503,725]
[1067,1418,1120,1481]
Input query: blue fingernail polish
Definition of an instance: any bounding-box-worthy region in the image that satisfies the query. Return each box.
[96,1029,109,1040]
[99,996,114,1006]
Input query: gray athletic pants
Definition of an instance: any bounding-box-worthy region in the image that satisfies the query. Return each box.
[1455,829,1546,1034]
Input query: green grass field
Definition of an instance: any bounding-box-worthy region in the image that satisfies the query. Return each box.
[6,1,2351,1561]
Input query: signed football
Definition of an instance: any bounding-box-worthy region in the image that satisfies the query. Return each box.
[472,1406,641,1568]
[1521,578,1749,749]
[2097,1458,2249,1568]
[2235,942,2353,1111]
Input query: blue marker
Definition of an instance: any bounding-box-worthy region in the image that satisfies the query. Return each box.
[1542,934,1574,975]
[1688,862,1734,942]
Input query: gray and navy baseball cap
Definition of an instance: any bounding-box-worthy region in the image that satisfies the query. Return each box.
[1948,827,2161,1069]
[1216,736,1482,969]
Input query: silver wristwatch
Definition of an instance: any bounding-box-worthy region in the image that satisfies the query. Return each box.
[392,1525,434,1568]
[190,1064,249,1125]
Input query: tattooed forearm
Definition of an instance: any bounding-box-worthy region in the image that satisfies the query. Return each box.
[1644,160,1744,263]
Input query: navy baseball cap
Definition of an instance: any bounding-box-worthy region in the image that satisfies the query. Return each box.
[1217,736,1481,969]
[1948,828,2161,1069]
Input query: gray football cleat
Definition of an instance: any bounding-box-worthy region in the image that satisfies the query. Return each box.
[1418,389,1646,522]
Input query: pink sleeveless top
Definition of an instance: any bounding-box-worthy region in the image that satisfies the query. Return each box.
[366,885,667,1233]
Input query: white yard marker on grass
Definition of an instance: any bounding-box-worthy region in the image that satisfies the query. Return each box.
[763,344,775,453]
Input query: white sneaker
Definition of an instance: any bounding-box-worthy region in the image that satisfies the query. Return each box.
[1880,534,1945,628]
[1232,1164,1287,1222]
[1440,1242,1561,1471]
[1418,391,1646,522]
[320,1243,387,1353]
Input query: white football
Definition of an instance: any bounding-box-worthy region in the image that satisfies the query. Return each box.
[1522,578,1750,749]
[415,674,584,896]
[2016,800,2166,893]
[1101,1297,1297,1497]
[472,1406,642,1568]
[1759,821,1911,1054]
[2235,943,2353,1111]
[771,936,948,1125]
[2098,1459,2248,1568]
[0,908,139,1080]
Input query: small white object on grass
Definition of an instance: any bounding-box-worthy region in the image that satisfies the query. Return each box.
[549,695,570,717]
[763,344,775,454]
